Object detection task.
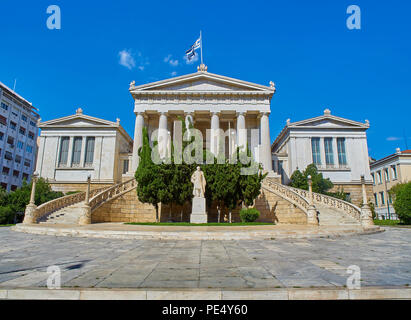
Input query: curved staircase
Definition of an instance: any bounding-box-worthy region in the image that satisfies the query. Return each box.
[32,178,137,225]
[27,176,364,227]
[262,178,362,226]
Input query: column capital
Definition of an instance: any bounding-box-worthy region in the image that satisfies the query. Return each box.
[158,111,168,116]
[211,111,220,117]
[236,111,246,117]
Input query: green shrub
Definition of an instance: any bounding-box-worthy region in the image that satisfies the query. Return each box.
[239,208,260,222]
[393,182,411,224]
[0,206,15,225]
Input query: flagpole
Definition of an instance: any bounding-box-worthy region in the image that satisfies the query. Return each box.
[200,30,203,65]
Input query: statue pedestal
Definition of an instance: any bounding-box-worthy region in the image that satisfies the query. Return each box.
[190,197,207,224]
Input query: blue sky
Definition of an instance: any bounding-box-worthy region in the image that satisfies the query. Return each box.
[0,0,410,160]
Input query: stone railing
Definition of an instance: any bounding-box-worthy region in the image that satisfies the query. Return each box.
[262,180,310,214]
[285,184,361,222]
[89,178,137,213]
[35,187,107,222]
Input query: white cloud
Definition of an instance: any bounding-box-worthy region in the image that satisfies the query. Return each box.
[118,49,136,70]
[164,54,179,67]
[386,137,402,141]
[183,53,199,64]
[171,71,177,76]
[138,66,145,71]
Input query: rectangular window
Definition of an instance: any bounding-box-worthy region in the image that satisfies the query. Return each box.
[371,173,375,185]
[1,102,8,111]
[377,171,382,184]
[26,145,33,153]
[24,159,31,167]
[59,137,70,166]
[0,132,3,141]
[4,151,12,160]
[311,138,321,165]
[7,136,14,146]
[71,137,82,166]
[10,121,16,130]
[391,165,398,180]
[2,167,10,175]
[28,131,34,140]
[15,155,21,163]
[84,137,95,165]
[324,138,334,165]
[0,115,6,126]
[21,114,27,122]
[374,193,378,207]
[12,170,19,178]
[380,192,385,205]
[12,111,18,117]
[384,168,389,182]
[19,127,26,135]
[123,159,129,174]
[337,138,347,166]
[17,141,24,149]
[29,120,36,127]
[22,173,29,181]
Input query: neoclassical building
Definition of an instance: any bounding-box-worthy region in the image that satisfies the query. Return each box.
[128,64,277,177]
[30,65,374,225]
[271,109,373,206]
[35,108,133,192]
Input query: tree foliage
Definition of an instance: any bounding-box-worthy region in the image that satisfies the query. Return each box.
[0,178,64,224]
[391,182,411,224]
[290,164,334,195]
[134,122,266,223]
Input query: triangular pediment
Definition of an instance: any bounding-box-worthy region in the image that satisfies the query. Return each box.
[130,71,275,93]
[39,113,118,128]
[289,115,368,129]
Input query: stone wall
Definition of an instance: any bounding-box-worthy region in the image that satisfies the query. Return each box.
[254,189,307,224]
[92,188,157,223]
[329,183,373,207]
[90,185,307,224]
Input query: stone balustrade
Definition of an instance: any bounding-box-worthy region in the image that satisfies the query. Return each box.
[266,179,362,222]
[262,181,310,214]
[34,187,107,223]
[89,178,137,213]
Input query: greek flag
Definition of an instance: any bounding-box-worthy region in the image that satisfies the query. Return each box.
[186,37,201,61]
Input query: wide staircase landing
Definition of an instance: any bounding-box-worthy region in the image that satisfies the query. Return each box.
[315,203,360,226]
[38,203,85,225]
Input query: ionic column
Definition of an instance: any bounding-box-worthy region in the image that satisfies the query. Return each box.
[260,112,273,172]
[130,112,145,173]
[236,112,246,152]
[158,112,168,159]
[210,112,220,156]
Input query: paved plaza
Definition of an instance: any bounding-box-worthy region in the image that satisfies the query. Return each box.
[0,227,410,289]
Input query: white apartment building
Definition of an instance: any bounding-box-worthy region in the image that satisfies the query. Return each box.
[0,82,40,191]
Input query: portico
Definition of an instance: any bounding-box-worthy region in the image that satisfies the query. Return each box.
[128,64,276,176]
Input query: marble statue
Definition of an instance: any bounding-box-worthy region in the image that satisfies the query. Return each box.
[191,166,206,198]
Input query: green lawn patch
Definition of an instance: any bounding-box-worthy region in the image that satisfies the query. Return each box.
[125,222,274,226]
[373,220,410,227]
[0,224,15,227]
